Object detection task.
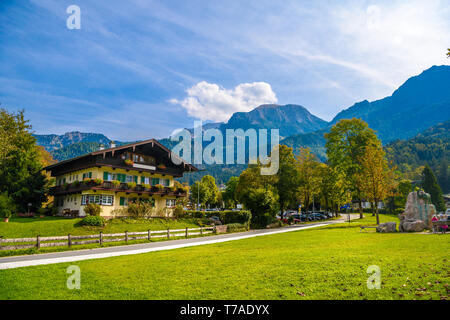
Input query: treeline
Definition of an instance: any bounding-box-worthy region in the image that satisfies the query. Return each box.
[385,120,449,193]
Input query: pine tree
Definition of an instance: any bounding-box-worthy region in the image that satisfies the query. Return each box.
[421,165,445,212]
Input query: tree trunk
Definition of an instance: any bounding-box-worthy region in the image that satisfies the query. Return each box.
[371,202,375,216]
[375,199,380,225]
[359,199,363,219]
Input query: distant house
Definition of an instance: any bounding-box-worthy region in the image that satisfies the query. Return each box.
[44,139,197,217]
[351,200,385,210]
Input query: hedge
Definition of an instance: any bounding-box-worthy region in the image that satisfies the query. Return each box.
[226,223,249,233]
[184,210,251,224]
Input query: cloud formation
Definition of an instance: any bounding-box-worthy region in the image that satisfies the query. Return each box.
[170,81,278,122]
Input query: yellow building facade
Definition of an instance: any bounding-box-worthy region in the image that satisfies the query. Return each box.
[45,140,196,218]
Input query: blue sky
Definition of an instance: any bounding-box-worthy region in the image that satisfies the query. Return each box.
[1,0,449,141]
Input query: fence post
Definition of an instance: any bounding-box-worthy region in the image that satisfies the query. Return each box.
[125,231,128,243]
[148,229,151,241]
[36,235,40,250]
[99,231,103,246]
[0,236,2,249]
[214,225,217,234]
[68,234,71,247]
[200,227,203,236]
[185,227,188,238]
[167,228,170,239]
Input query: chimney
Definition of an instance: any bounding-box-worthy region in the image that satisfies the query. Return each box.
[110,141,116,148]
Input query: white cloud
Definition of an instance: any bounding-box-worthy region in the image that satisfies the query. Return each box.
[171,81,278,122]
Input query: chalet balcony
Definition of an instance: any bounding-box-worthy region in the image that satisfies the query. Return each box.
[50,180,188,198]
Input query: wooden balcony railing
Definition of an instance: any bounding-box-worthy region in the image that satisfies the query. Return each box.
[50,181,187,197]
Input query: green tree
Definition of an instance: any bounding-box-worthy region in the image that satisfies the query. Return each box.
[421,165,445,212]
[319,164,350,216]
[236,163,279,228]
[275,145,300,214]
[296,148,322,212]
[0,192,14,222]
[325,118,381,219]
[190,175,220,209]
[223,176,239,209]
[0,109,48,212]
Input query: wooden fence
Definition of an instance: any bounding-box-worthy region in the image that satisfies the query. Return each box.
[0,226,216,251]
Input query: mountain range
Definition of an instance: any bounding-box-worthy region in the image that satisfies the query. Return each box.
[34,65,450,186]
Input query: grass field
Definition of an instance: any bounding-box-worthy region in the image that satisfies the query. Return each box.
[1,214,448,300]
[0,216,202,238]
[0,216,207,257]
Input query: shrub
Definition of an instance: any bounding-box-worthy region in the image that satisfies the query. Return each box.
[394,207,404,215]
[154,184,164,190]
[173,205,184,218]
[84,203,102,216]
[141,183,150,189]
[124,159,133,166]
[93,178,103,185]
[80,215,105,227]
[184,210,252,225]
[73,181,80,187]
[226,223,248,233]
[127,200,155,218]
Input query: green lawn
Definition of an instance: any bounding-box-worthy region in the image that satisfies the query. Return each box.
[0,216,201,238]
[1,214,448,300]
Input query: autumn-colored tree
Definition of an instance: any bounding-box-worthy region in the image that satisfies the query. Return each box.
[325,118,381,219]
[357,144,397,224]
[296,148,323,212]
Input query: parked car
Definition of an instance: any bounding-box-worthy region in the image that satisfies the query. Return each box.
[208,216,222,225]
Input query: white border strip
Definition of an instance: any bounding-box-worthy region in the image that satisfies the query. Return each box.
[0,223,329,270]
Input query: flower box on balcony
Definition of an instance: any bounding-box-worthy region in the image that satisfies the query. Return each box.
[124,159,134,166]
[111,180,121,188]
[157,164,166,170]
[126,182,137,190]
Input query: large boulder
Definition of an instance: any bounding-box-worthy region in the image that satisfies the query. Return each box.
[402,191,435,229]
[399,219,426,232]
[376,222,397,233]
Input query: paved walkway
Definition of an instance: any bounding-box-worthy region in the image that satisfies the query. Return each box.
[0,214,360,270]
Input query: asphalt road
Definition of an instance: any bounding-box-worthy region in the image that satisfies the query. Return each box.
[0,214,360,270]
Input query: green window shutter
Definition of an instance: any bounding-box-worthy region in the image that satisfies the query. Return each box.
[120,197,124,206]
[103,172,109,180]
[134,176,138,183]
[141,176,146,184]
[152,178,159,185]
[165,179,170,186]
[89,172,92,178]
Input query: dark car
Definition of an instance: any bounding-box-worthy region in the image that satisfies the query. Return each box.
[208,216,222,225]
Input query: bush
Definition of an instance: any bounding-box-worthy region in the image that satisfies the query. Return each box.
[226,223,248,233]
[184,210,252,224]
[80,215,105,227]
[394,208,404,215]
[127,200,155,218]
[0,193,14,219]
[173,205,184,218]
[84,203,102,216]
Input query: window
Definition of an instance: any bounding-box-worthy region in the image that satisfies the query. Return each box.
[81,194,114,206]
[82,172,92,179]
[164,179,170,187]
[166,199,176,207]
[151,178,160,185]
